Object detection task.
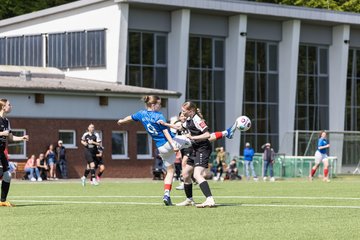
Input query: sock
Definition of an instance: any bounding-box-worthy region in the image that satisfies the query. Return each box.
[199,181,212,198]
[184,183,193,199]
[98,171,103,177]
[212,132,224,140]
[324,168,329,177]
[1,181,10,202]
[84,169,90,177]
[90,169,96,181]
[164,184,172,196]
[310,168,316,177]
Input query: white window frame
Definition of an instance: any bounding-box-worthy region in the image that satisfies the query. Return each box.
[112,131,129,160]
[7,129,26,159]
[136,131,152,159]
[58,130,77,149]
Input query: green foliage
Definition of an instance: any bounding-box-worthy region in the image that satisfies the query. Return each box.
[0,0,77,20]
[256,0,360,13]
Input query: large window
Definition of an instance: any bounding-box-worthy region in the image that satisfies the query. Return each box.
[111,131,128,159]
[48,29,106,69]
[187,36,225,146]
[243,41,279,151]
[0,35,43,66]
[295,45,329,131]
[126,31,167,89]
[137,132,152,159]
[58,130,76,148]
[7,129,26,159]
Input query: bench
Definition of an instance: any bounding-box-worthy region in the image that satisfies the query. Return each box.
[12,162,26,179]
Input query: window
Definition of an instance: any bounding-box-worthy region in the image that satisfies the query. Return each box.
[187,36,225,147]
[112,131,128,159]
[137,132,152,159]
[7,129,26,159]
[243,41,279,151]
[126,31,167,89]
[58,130,76,148]
[48,29,106,69]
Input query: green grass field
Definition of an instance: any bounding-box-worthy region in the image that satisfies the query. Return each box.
[2,176,360,240]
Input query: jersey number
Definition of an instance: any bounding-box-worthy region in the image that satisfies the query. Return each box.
[147,123,158,135]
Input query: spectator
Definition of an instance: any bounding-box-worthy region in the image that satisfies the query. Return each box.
[56,140,67,179]
[37,153,48,180]
[213,147,226,181]
[262,143,275,182]
[45,144,58,180]
[226,158,241,180]
[243,142,258,181]
[24,154,42,181]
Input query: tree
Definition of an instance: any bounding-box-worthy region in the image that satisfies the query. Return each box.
[0,0,77,20]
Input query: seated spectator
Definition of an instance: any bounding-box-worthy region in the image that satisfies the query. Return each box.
[226,158,241,180]
[37,153,48,180]
[24,154,42,182]
[213,147,226,181]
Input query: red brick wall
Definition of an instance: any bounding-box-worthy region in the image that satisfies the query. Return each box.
[9,118,156,178]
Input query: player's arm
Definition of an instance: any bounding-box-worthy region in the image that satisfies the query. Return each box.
[8,132,29,142]
[162,129,179,152]
[117,115,133,126]
[187,131,210,141]
[158,120,182,131]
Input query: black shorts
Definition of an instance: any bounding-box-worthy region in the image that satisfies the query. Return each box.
[0,151,9,173]
[187,145,212,168]
[94,157,104,169]
[84,150,97,164]
[181,147,193,158]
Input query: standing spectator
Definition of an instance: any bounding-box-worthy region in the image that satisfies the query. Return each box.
[243,142,258,181]
[262,143,275,182]
[213,147,226,181]
[36,153,48,180]
[56,140,67,179]
[0,98,29,207]
[45,144,58,180]
[24,154,42,182]
[309,131,331,182]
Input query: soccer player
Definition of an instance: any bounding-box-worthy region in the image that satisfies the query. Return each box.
[95,145,105,182]
[80,124,101,186]
[117,95,191,206]
[0,99,29,207]
[309,131,331,182]
[176,101,216,208]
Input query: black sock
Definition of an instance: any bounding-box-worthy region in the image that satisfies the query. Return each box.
[199,181,212,198]
[84,169,90,177]
[1,181,10,202]
[98,171,103,177]
[184,183,193,199]
[90,169,96,181]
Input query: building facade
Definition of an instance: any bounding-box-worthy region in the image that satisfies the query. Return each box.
[1,0,360,173]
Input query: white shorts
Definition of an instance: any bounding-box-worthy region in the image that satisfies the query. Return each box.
[314,151,328,164]
[157,135,192,167]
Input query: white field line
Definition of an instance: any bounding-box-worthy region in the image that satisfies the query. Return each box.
[9,195,360,200]
[8,199,360,209]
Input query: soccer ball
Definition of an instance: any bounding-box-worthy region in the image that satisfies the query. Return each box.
[236,115,251,131]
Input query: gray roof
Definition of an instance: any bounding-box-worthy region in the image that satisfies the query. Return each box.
[0,65,181,98]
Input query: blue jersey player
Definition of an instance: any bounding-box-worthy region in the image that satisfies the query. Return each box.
[309,131,331,182]
[117,95,191,206]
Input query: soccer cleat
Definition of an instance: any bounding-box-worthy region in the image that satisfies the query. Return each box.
[176,183,184,190]
[162,195,173,206]
[270,177,275,182]
[176,198,195,206]
[81,176,86,187]
[92,179,99,186]
[96,176,101,182]
[226,122,237,139]
[196,197,215,208]
[323,177,330,183]
[0,201,15,207]
[308,176,313,181]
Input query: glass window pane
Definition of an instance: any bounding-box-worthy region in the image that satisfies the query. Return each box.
[201,38,212,68]
[318,77,329,105]
[297,76,307,104]
[128,66,141,86]
[246,41,255,71]
[143,67,154,88]
[256,42,266,72]
[112,132,126,155]
[7,130,25,155]
[319,48,328,75]
[214,40,224,68]
[129,32,141,64]
[142,33,154,65]
[298,45,307,74]
[356,50,360,78]
[187,69,200,100]
[268,105,278,134]
[201,70,212,100]
[308,46,317,75]
[155,67,167,90]
[267,74,278,103]
[244,73,255,102]
[213,71,224,101]
[59,131,75,146]
[308,76,316,105]
[268,44,278,72]
[156,35,166,65]
[189,37,200,68]
[256,104,266,133]
[257,73,266,103]
[295,105,307,130]
[137,133,149,155]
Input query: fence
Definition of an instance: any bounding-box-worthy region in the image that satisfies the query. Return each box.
[210,153,337,179]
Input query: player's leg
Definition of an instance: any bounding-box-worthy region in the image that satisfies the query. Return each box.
[322,157,330,182]
[194,166,215,208]
[208,121,238,142]
[176,163,195,206]
[310,152,322,180]
[97,164,105,181]
[0,154,14,207]
[245,160,250,180]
